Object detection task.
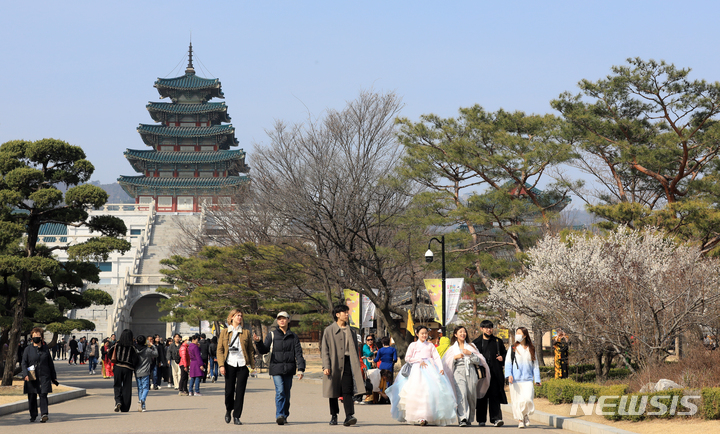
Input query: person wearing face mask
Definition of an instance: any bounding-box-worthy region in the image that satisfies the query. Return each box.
[471,320,507,427]
[504,327,541,429]
[22,327,59,423]
[386,325,456,426]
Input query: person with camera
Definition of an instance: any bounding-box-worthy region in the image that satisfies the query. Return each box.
[22,327,59,423]
[254,311,306,425]
[217,308,255,425]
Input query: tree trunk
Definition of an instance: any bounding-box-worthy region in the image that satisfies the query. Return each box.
[532,323,545,367]
[377,306,411,358]
[601,351,613,379]
[594,351,604,380]
[2,274,29,386]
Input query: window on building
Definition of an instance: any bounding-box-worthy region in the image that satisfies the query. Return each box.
[158,196,173,208]
[180,146,195,152]
[130,229,142,236]
[96,262,112,272]
[177,196,194,211]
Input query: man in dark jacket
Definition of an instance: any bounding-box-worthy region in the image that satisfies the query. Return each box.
[68,336,78,365]
[198,333,210,383]
[472,320,508,427]
[254,311,305,426]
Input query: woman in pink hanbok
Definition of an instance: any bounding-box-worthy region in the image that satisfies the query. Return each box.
[386,326,456,426]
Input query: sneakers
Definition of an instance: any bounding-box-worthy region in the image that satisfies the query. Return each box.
[193,392,202,396]
[142,402,146,412]
[276,416,286,425]
[459,419,468,427]
[114,403,121,412]
[41,414,48,423]
[494,420,504,427]
[138,401,142,412]
[519,421,524,429]
[523,414,530,427]
[189,391,194,396]
[418,420,427,426]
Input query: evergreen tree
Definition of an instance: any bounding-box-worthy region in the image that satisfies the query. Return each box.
[0,139,131,385]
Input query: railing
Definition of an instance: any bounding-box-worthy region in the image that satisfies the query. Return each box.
[128,274,169,285]
[107,201,156,336]
[108,267,131,336]
[94,203,153,213]
[131,201,157,275]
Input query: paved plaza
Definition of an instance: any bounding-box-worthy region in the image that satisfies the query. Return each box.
[1,362,560,433]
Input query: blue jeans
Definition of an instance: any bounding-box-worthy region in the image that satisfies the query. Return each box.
[272,374,293,418]
[189,376,201,393]
[136,375,150,403]
[88,356,98,372]
[209,359,218,379]
[152,364,160,386]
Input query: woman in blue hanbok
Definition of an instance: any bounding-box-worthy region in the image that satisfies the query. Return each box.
[386,326,456,426]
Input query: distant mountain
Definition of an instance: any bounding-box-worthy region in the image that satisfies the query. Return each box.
[560,208,599,227]
[89,181,134,204]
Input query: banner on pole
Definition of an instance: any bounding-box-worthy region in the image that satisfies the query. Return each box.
[445,278,464,325]
[361,289,378,328]
[343,289,361,327]
[424,279,443,324]
[406,310,415,336]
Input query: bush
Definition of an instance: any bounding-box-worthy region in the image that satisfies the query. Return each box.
[701,387,720,420]
[538,379,627,405]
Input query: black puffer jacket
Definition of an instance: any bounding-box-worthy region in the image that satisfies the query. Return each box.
[255,328,306,376]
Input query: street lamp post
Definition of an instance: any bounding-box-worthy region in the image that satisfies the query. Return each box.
[425,235,446,333]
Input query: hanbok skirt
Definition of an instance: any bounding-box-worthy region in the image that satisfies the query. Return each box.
[386,360,456,426]
[509,380,535,420]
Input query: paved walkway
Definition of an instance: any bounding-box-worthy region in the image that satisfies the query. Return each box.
[0,362,561,433]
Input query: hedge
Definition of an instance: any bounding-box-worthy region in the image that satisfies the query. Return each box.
[701,387,720,420]
[535,379,629,405]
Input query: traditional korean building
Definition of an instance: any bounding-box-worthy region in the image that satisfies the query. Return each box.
[118,44,249,212]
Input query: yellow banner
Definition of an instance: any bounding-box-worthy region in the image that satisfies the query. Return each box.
[424,279,443,325]
[406,310,415,336]
[343,289,361,327]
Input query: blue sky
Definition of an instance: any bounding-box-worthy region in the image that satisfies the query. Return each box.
[2,1,719,205]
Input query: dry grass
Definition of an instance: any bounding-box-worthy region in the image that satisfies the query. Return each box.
[0,380,72,406]
[531,396,720,434]
[627,344,720,392]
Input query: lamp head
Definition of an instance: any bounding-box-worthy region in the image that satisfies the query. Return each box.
[425,249,434,263]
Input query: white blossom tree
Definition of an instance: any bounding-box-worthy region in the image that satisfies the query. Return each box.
[488,227,720,374]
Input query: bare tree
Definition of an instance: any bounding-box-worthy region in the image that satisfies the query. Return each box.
[251,90,425,355]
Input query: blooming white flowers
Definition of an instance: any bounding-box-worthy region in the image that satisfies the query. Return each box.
[488,227,720,367]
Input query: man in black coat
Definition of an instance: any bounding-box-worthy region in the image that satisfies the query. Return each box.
[68,336,78,365]
[472,320,508,427]
[254,311,305,426]
[199,333,210,383]
[22,328,59,422]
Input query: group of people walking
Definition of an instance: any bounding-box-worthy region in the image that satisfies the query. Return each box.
[20,306,541,429]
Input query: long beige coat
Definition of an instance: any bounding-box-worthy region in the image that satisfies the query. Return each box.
[321,322,365,398]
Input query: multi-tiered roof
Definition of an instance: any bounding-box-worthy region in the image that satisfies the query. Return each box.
[118,44,249,212]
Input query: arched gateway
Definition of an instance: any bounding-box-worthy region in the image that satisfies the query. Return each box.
[129,294,170,338]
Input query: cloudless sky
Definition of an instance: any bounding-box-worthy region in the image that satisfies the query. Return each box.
[2,1,719,207]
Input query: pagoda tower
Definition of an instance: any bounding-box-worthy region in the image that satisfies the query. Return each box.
[119,44,249,212]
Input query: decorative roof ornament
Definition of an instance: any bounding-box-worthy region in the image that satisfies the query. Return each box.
[185,42,195,74]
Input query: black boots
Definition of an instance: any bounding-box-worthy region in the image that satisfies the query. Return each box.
[224,411,231,424]
[329,414,338,425]
[343,415,357,426]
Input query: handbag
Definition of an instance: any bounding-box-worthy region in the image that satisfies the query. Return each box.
[28,369,37,381]
[474,364,486,379]
[111,346,117,364]
[399,362,412,378]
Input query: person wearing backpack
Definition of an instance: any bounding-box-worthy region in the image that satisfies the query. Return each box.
[254,311,306,426]
[504,327,541,429]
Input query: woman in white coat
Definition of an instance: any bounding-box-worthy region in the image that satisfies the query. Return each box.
[504,327,541,429]
[442,326,491,426]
